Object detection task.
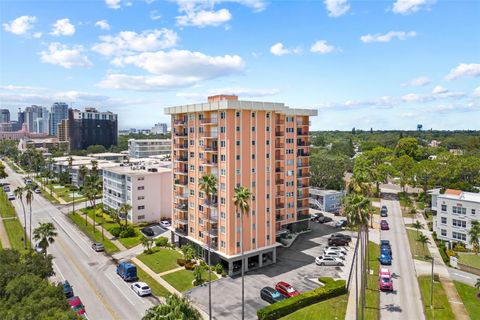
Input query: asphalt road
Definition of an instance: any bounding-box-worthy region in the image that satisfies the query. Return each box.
[448,267,479,287]
[379,198,425,320]
[3,162,154,320]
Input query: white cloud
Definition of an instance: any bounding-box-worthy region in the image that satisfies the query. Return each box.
[39,43,92,69]
[444,63,480,81]
[33,32,42,38]
[150,10,162,20]
[95,20,111,30]
[177,8,231,27]
[3,16,37,36]
[310,40,336,54]
[106,0,121,9]
[97,74,201,90]
[92,29,178,56]
[360,31,416,43]
[432,85,448,94]
[324,0,350,17]
[473,86,480,97]
[392,0,434,14]
[177,87,279,100]
[404,76,430,86]
[270,42,301,56]
[50,18,76,36]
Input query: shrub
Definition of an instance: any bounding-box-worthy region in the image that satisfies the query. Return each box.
[215,263,224,274]
[185,262,196,270]
[453,242,468,252]
[155,237,169,247]
[446,250,457,257]
[119,226,136,238]
[199,260,207,267]
[110,226,121,237]
[257,278,347,320]
[221,270,227,277]
[177,259,186,267]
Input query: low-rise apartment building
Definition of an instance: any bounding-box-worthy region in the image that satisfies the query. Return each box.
[309,188,345,214]
[103,164,172,223]
[128,139,171,158]
[431,188,480,248]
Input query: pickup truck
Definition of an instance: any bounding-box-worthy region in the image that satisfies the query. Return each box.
[117,262,138,282]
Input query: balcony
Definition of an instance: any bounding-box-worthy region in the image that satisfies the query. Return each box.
[175,218,188,225]
[275,120,285,125]
[297,213,311,221]
[275,202,285,210]
[202,132,218,139]
[203,212,219,222]
[275,167,284,173]
[297,183,308,189]
[297,201,309,210]
[175,228,188,236]
[200,118,218,125]
[204,228,219,237]
[204,146,218,152]
[174,179,188,186]
[175,193,189,199]
[204,199,218,208]
[175,168,188,175]
[275,191,285,197]
[297,130,309,137]
[275,143,285,149]
[275,131,285,137]
[275,155,285,161]
[175,203,188,211]
[275,178,285,185]
[276,215,284,221]
[175,157,188,162]
[174,119,186,126]
[297,162,309,168]
[297,152,310,157]
[297,171,310,178]
[174,143,188,149]
[202,159,218,166]
[174,132,188,137]
[296,120,309,126]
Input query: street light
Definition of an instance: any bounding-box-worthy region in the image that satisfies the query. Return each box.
[425,255,434,309]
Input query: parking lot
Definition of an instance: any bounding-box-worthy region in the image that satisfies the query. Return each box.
[186,215,356,320]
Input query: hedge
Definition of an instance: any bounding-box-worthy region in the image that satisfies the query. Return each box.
[257,277,347,320]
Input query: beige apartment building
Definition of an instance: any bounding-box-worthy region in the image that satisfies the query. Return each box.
[165,95,317,275]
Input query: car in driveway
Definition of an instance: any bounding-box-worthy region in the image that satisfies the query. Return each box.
[91,242,104,252]
[379,268,393,291]
[324,246,348,255]
[160,220,171,228]
[380,205,388,217]
[323,249,346,260]
[315,255,344,266]
[335,219,347,228]
[318,216,333,224]
[34,187,41,194]
[141,227,154,237]
[328,233,352,246]
[131,282,152,296]
[7,192,15,200]
[379,253,392,265]
[63,280,74,298]
[310,214,321,222]
[3,185,10,192]
[380,220,389,230]
[260,287,286,304]
[275,281,300,298]
[34,243,45,254]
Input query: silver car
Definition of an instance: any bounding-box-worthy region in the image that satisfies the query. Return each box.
[323,250,346,260]
[315,255,344,266]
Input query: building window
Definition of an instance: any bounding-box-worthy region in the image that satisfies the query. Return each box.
[236,242,240,247]
[472,209,476,215]
[236,140,240,146]
[190,227,194,233]
[221,183,226,190]
[221,241,226,248]
[452,219,467,228]
[199,231,203,238]
[221,155,226,161]
[221,141,225,147]
[236,169,240,175]
[221,112,225,119]
[198,205,204,212]
[138,196,144,200]
[252,195,255,201]
[138,215,145,220]
[221,197,226,204]
[252,238,256,244]
[252,140,255,146]
[441,229,447,236]
[137,205,145,210]
[252,112,255,118]
[236,155,240,160]
[252,168,255,173]
[252,126,255,132]
[137,177,144,181]
[138,186,144,190]
[236,126,240,131]
[441,204,447,211]
[199,218,204,225]
[266,140,269,145]
[220,211,226,219]
[266,126,270,132]
[221,169,226,176]
[252,154,255,160]
[189,177,195,183]
[221,126,226,133]
[236,111,240,117]
[252,181,256,187]
[452,232,466,241]
[190,190,195,196]
[267,235,270,240]
[252,223,256,230]
[220,226,226,234]
[453,206,467,214]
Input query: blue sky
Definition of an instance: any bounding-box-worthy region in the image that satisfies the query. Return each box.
[1,0,479,130]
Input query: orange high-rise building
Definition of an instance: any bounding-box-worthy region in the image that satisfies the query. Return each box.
[166,95,317,275]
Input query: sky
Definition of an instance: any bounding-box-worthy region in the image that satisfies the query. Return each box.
[0,0,479,131]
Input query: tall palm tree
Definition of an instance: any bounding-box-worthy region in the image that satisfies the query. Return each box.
[468,220,480,255]
[119,203,132,228]
[14,186,27,249]
[143,294,201,320]
[416,234,431,252]
[233,186,251,320]
[85,176,102,232]
[413,220,423,237]
[67,156,74,184]
[141,235,154,253]
[199,173,218,320]
[91,160,99,178]
[78,165,89,186]
[25,185,34,248]
[33,222,57,255]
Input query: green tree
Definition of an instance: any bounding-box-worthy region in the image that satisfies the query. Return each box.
[142,294,201,320]
[468,220,480,255]
[395,137,423,160]
[141,235,154,254]
[86,144,107,154]
[416,234,431,252]
[14,187,28,249]
[413,160,437,195]
[181,244,195,262]
[392,155,415,193]
[25,185,34,247]
[310,151,348,190]
[32,222,57,256]
[78,165,89,186]
[119,203,132,228]
[0,162,8,179]
[233,186,251,320]
[193,266,204,286]
[412,220,423,237]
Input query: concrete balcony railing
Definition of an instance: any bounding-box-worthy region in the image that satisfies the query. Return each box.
[276,215,284,221]
[175,193,189,199]
[275,179,285,185]
[174,179,188,186]
[175,203,188,211]
[204,228,219,237]
[297,162,309,168]
[175,168,188,174]
[175,157,188,162]
[275,167,284,173]
[204,199,218,208]
[275,191,285,197]
[275,143,285,148]
[297,130,309,136]
[297,183,308,189]
[174,144,188,149]
[174,120,186,125]
[202,159,218,166]
[297,152,310,157]
[202,132,218,139]
[174,132,188,137]
[203,146,218,152]
[175,228,188,236]
[200,118,218,125]
[297,171,310,178]
[275,203,285,210]
[175,218,188,225]
[296,120,310,126]
[275,155,285,161]
[275,131,285,136]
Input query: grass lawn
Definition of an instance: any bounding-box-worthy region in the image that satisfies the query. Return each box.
[281,293,348,320]
[405,223,423,230]
[137,247,182,274]
[457,253,480,269]
[132,262,171,298]
[361,241,380,320]
[68,212,119,254]
[162,268,218,292]
[406,229,430,261]
[0,191,29,250]
[40,189,60,204]
[50,184,87,203]
[370,197,381,203]
[453,281,480,319]
[418,275,454,320]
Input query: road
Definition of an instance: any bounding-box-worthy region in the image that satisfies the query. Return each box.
[448,267,479,287]
[379,197,425,320]
[3,162,154,320]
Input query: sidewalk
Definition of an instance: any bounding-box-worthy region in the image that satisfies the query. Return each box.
[415,213,469,320]
[80,212,128,251]
[0,218,11,248]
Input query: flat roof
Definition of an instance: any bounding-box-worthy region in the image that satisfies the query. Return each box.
[437,189,480,203]
[88,152,126,157]
[105,165,171,176]
[309,188,344,196]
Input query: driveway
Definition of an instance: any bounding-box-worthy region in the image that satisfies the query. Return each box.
[186,220,356,320]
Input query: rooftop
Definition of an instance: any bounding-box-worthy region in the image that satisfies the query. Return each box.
[309,188,344,196]
[435,189,480,203]
[88,152,126,158]
[105,164,171,176]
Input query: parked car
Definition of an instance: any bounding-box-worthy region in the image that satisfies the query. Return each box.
[315,255,344,266]
[380,239,390,246]
[3,185,10,192]
[91,242,105,252]
[63,280,74,298]
[131,282,152,296]
[324,246,348,255]
[318,216,333,224]
[260,287,286,304]
[328,237,349,246]
[379,268,393,291]
[141,227,154,237]
[335,219,348,228]
[329,233,352,242]
[323,249,346,260]
[34,243,45,254]
[379,253,392,265]
[67,296,86,317]
[380,206,388,217]
[34,187,41,194]
[7,192,15,200]
[380,245,392,256]
[25,178,32,185]
[275,281,300,298]
[380,220,389,230]
[160,220,171,228]
[310,214,321,222]
[117,262,138,281]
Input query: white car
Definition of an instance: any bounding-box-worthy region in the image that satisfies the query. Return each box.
[323,250,346,260]
[324,247,347,256]
[131,282,151,297]
[315,256,344,266]
[160,220,171,228]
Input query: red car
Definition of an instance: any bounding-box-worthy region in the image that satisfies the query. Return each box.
[380,220,389,230]
[275,281,300,298]
[379,268,393,291]
[67,296,86,316]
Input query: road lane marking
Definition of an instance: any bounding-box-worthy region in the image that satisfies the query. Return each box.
[452,273,472,280]
[52,216,92,256]
[52,260,66,281]
[105,273,136,307]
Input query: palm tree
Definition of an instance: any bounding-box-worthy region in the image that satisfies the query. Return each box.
[199,173,217,320]
[25,185,34,247]
[233,186,251,320]
[33,222,57,255]
[70,185,78,215]
[91,160,98,178]
[119,203,132,228]
[141,235,154,253]
[67,156,74,184]
[143,294,201,320]
[475,278,480,298]
[14,186,27,249]
[416,234,431,252]
[468,220,480,255]
[78,165,89,186]
[413,220,423,237]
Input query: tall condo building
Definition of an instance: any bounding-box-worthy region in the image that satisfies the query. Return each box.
[0,109,10,123]
[59,107,118,150]
[128,139,171,158]
[50,102,68,136]
[165,95,317,275]
[24,105,48,133]
[151,122,168,134]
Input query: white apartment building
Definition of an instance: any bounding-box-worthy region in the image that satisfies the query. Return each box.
[103,164,172,223]
[431,188,480,248]
[128,139,171,158]
[151,122,168,134]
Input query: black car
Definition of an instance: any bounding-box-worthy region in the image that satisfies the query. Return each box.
[380,206,388,217]
[310,214,321,222]
[141,227,154,237]
[328,237,349,246]
[329,233,352,242]
[318,216,333,224]
[260,287,286,304]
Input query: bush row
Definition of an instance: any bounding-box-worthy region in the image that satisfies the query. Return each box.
[257,277,347,320]
[109,226,136,238]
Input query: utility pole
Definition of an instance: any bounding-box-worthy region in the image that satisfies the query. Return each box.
[425,255,434,309]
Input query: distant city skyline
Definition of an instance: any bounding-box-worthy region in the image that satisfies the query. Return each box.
[1,0,479,130]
